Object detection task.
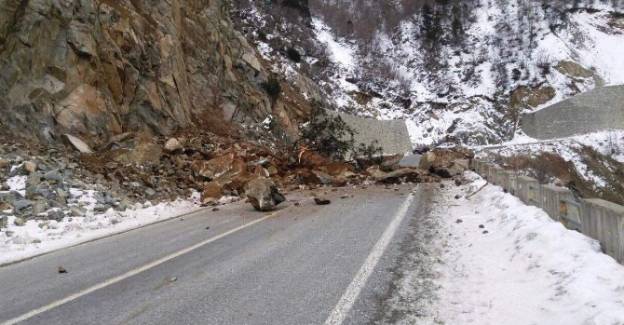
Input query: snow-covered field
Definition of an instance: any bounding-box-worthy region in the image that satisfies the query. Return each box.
[423,172,624,324]
[0,192,203,266]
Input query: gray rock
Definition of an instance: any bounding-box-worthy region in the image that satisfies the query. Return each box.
[56,188,68,204]
[0,191,23,203]
[14,217,26,227]
[25,173,42,198]
[115,199,131,212]
[13,200,33,212]
[70,206,86,217]
[43,170,64,183]
[94,204,111,213]
[47,209,65,221]
[145,188,157,198]
[32,200,48,215]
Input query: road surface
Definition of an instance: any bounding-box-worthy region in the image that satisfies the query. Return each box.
[0,185,434,325]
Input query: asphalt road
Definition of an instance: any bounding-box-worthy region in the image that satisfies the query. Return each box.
[0,184,433,325]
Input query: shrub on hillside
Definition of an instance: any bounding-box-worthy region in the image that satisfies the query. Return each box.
[300,107,356,160]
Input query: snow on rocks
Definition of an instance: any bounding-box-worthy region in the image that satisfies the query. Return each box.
[0,192,202,265]
[426,172,624,324]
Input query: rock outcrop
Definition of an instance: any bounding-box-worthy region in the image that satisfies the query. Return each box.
[0,0,305,147]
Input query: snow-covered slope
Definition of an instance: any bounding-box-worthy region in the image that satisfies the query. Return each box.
[233,0,624,146]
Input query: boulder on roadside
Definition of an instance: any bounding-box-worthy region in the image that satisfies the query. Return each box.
[201,181,224,205]
[419,151,437,171]
[368,166,422,184]
[244,178,285,212]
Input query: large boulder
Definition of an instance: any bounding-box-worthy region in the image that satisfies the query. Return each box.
[244,178,285,212]
[192,154,245,180]
[418,149,474,178]
[192,153,252,194]
[367,166,422,184]
[201,182,224,205]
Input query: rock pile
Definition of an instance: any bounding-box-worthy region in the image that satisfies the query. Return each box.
[0,130,473,225]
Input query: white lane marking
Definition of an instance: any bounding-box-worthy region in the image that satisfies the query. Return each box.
[324,192,416,325]
[2,214,274,325]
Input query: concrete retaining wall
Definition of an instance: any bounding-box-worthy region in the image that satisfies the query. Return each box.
[516,176,541,207]
[328,111,413,156]
[520,85,624,139]
[581,199,624,262]
[471,159,624,263]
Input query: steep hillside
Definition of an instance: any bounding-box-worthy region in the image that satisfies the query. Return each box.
[233,0,624,146]
[0,0,309,147]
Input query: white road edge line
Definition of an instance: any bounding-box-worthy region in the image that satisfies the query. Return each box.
[324,192,415,325]
[2,214,274,325]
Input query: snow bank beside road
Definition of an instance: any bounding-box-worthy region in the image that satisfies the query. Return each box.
[0,194,202,265]
[431,173,624,324]
[390,172,624,324]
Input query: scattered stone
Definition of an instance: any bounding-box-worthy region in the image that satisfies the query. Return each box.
[23,161,37,174]
[63,134,94,154]
[145,188,157,198]
[483,230,489,234]
[294,202,301,206]
[340,195,350,199]
[454,194,461,200]
[43,170,64,183]
[32,239,41,244]
[440,183,445,188]
[456,218,463,224]
[454,179,462,186]
[58,266,67,274]
[0,216,7,229]
[479,224,485,229]
[47,209,65,221]
[32,200,48,215]
[314,198,331,205]
[164,138,183,152]
[13,217,26,227]
[205,226,210,230]
[13,200,32,212]
[212,207,220,212]
[70,206,86,217]
[94,204,110,213]
[244,178,285,212]
[169,276,177,282]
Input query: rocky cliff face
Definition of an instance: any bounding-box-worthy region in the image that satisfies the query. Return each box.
[0,0,306,147]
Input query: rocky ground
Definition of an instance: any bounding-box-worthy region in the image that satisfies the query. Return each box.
[0,126,473,235]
